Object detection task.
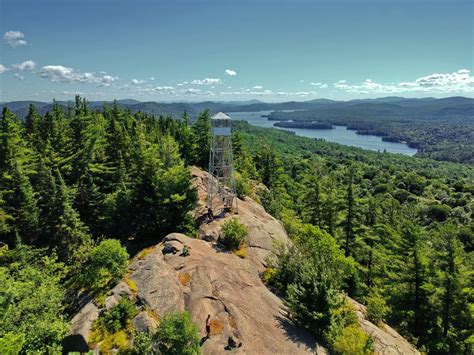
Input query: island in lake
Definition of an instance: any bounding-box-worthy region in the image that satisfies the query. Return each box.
[274,121,333,129]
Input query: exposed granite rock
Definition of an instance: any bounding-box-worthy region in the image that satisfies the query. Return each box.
[350,299,420,355]
[132,311,158,333]
[68,167,420,355]
[191,166,289,271]
[129,247,185,316]
[132,232,321,354]
[67,301,99,350]
[104,294,120,310]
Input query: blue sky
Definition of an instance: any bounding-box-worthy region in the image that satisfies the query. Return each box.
[1,0,473,102]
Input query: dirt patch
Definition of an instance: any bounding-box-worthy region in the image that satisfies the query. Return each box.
[210,318,224,335]
[178,272,192,286]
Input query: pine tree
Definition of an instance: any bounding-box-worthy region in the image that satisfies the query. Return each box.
[176,111,195,165]
[130,136,197,239]
[0,107,35,174]
[386,217,431,346]
[429,223,473,353]
[191,109,211,168]
[255,144,281,188]
[46,169,92,261]
[321,175,337,237]
[24,104,41,143]
[8,163,40,245]
[303,174,322,227]
[0,108,39,245]
[344,168,356,257]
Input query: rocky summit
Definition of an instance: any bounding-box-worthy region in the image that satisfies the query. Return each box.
[68,167,420,354]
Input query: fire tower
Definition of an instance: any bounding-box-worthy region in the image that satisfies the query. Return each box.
[207,112,237,212]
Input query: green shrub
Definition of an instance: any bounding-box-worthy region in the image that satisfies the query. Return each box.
[0,246,68,354]
[262,267,277,284]
[130,331,154,354]
[332,324,374,355]
[89,297,138,347]
[154,311,201,355]
[234,244,247,258]
[273,225,356,341]
[324,300,359,346]
[100,297,138,333]
[100,330,129,353]
[0,332,25,355]
[235,172,251,199]
[425,203,451,222]
[366,292,389,326]
[80,239,129,293]
[221,219,248,251]
[259,189,282,218]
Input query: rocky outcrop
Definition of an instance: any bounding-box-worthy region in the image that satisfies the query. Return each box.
[68,167,419,354]
[350,300,420,355]
[129,233,321,354]
[191,166,288,271]
[132,311,158,333]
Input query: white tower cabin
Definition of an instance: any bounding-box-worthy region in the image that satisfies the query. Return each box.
[207,112,238,213]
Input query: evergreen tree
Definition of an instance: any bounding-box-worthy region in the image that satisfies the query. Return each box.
[386,218,431,346]
[24,104,41,142]
[0,108,39,245]
[7,163,40,245]
[343,168,356,257]
[190,109,211,168]
[321,175,337,236]
[130,135,197,239]
[303,174,322,227]
[255,144,281,188]
[429,223,473,353]
[46,169,92,261]
[177,111,195,164]
[0,107,35,174]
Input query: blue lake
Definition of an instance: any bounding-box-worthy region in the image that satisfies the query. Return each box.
[226,110,418,156]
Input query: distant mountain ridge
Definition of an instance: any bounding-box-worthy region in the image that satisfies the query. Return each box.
[2,96,474,121]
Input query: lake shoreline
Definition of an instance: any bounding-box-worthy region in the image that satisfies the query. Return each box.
[226,110,419,156]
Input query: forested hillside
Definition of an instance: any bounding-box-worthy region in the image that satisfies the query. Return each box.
[0,97,472,354]
[4,96,473,164]
[264,99,474,164]
[233,121,473,353]
[0,97,202,353]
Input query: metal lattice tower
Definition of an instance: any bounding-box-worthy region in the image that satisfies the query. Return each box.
[207,112,238,212]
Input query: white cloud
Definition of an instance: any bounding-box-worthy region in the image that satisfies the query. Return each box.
[3,30,28,47]
[40,65,118,86]
[12,60,36,71]
[130,84,176,96]
[333,69,474,94]
[0,64,8,74]
[150,76,155,81]
[132,79,146,84]
[310,82,328,88]
[190,78,222,85]
[60,90,105,97]
[219,89,318,97]
[14,73,24,80]
[225,69,237,76]
[101,75,116,85]
[184,88,202,95]
[253,85,263,89]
